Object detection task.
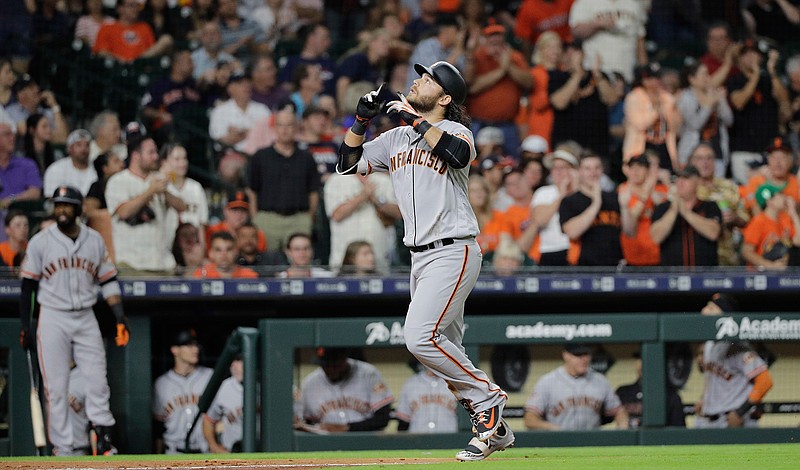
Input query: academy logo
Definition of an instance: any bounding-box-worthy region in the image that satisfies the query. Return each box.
[365,321,405,345]
[505,322,613,340]
[715,316,800,340]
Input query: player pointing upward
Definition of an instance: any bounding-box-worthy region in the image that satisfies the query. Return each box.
[337,61,513,461]
[19,186,129,456]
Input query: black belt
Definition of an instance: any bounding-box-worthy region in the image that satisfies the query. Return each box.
[409,238,455,253]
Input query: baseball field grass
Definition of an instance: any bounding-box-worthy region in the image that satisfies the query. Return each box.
[2,444,799,469]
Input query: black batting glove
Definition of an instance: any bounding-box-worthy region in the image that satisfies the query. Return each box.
[352,83,386,135]
[386,92,432,136]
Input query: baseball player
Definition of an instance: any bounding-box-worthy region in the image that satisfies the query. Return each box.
[202,356,244,453]
[694,294,774,428]
[524,343,629,431]
[336,61,512,461]
[19,185,130,456]
[153,328,213,453]
[296,348,393,432]
[67,363,91,455]
[395,359,458,433]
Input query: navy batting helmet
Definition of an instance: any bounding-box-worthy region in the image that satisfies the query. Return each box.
[52,186,83,214]
[414,61,467,105]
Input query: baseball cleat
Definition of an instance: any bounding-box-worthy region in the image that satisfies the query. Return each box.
[472,404,504,441]
[455,420,515,461]
[92,425,118,456]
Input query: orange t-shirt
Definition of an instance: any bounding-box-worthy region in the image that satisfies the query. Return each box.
[499,204,541,262]
[743,174,800,212]
[476,209,508,254]
[93,21,155,62]
[524,65,553,146]
[514,0,574,44]
[192,263,258,279]
[467,47,528,122]
[619,183,668,266]
[742,212,795,261]
[206,221,267,254]
[0,241,24,267]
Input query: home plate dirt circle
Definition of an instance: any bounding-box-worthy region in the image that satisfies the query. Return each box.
[3,458,456,469]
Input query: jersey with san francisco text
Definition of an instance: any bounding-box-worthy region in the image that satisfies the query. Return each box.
[153,366,213,453]
[298,358,394,426]
[701,341,768,416]
[20,224,117,311]
[356,120,479,247]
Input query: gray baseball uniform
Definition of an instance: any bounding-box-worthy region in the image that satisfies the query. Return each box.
[525,366,623,430]
[395,370,458,433]
[695,341,767,429]
[21,223,118,456]
[351,120,507,415]
[298,358,393,426]
[205,376,243,451]
[153,367,213,453]
[67,365,90,453]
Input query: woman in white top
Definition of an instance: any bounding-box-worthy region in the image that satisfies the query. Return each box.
[160,143,209,250]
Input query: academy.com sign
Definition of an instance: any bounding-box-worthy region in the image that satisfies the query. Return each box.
[716,316,800,340]
[506,322,613,340]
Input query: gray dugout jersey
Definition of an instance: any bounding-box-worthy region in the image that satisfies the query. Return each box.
[395,370,458,433]
[298,359,394,426]
[526,366,622,430]
[21,224,117,311]
[153,366,213,452]
[701,341,768,416]
[354,120,479,247]
[206,376,243,451]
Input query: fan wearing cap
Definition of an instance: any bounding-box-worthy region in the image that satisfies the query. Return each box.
[498,169,541,262]
[464,20,532,158]
[650,165,722,266]
[478,154,515,212]
[5,75,68,145]
[742,138,800,214]
[43,129,98,197]
[209,69,272,153]
[695,294,774,429]
[559,153,630,266]
[153,328,213,453]
[338,62,514,460]
[531,149,578,266]
[405,13,467,90]
[741,181,800,269]
[524,343,628,431]
[206,190,267,254]
[618,153,669,266]
[519,135,549,162]
[726,39,790,185]
[623,62,680,173]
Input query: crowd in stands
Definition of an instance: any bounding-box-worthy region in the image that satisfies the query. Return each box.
[1,0,800,277]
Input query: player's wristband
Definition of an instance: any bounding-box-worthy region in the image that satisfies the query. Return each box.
[110,302,125,323]
[412,118,432,136]
[735,400,753,418]
[351,116,369,136]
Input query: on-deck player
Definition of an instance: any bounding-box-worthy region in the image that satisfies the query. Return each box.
[336,61,513,461]
[19,185,130,456]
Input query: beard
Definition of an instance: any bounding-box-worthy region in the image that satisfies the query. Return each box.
[408,92,440,114]
[56,212,78,230]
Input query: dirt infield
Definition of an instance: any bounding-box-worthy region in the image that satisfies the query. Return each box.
[3,457,455,469]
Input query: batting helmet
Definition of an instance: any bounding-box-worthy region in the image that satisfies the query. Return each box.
[414,61,467,105]
[52,186,83,214]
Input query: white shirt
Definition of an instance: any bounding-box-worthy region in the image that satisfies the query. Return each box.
[164,177,209,249]
[105,170,177,271]
[43,157,98,196]
[208,99,271,152]
[532,185,571,253]
[324,172,395,270]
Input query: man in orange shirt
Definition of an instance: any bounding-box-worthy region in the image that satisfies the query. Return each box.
[498,169,540,262]
[193,231,257,279]
[93,0,170,63]
[465,21,533,158]
[742,138,800,215]
[206,190,267,254]
[514,0,575,57]
[618,154,668,266]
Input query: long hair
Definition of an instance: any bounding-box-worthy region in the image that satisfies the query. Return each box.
[445,103,471,128]
[23,113,55,172]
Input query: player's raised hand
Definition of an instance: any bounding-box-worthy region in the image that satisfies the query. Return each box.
[387,92,422,126]
[351,83,386,135]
